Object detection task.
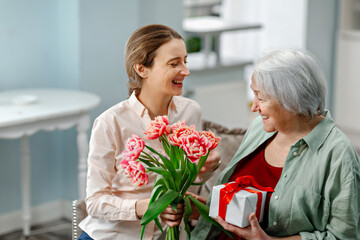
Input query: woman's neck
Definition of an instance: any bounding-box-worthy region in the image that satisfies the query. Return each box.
[276,114,324,145]
[137,90,172,120]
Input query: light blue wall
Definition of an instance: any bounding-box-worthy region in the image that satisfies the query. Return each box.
[0,0,184,214]
[0,0,69,214]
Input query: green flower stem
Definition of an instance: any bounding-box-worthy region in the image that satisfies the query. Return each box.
[142,151,165,168]
[165,226,179,240]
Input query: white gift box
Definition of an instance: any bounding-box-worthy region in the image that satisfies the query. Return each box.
[209,184,267,228]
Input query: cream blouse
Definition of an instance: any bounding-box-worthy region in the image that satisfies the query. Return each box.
[79,92,202,240]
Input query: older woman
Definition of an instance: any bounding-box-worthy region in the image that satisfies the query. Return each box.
[78,24,220,240]
[191,49,360,239]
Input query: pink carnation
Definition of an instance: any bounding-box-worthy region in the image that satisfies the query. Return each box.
[199,130,221,150]
[168,124,196,147]
[123,134,145,161]
[123,161,149,187]
[179,131,211,162]
[144,116,169,140]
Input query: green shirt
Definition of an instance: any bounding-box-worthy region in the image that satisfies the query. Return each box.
[192,111,360,239]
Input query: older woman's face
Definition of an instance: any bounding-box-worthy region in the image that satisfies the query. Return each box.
[250,75,295,133]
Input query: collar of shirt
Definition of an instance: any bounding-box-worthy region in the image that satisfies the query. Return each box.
[128,91,177,119]
[302,110,335,153]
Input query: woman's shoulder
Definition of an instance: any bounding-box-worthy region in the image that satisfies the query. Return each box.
[172,96,202,117]
[95,98,133,123]
[327,126,359,160]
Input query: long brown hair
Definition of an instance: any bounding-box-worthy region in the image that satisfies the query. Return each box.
[124,24,183,96]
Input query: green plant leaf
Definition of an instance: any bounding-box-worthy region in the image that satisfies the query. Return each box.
[146,167,173,186]
[138,158,156,167]
[183,195,193,240]
[149,167,176,190]
[180,160,198,195]
[155,175,170,189]
[187,195,235,239]
[146,145,177,180]
[170,201,178,212]
[180,167,189,186]
[140,225,146,240]
[161,135,171,157]
[140,189,179,226]
[142,150,164,168]
[197,150,210,174]
[154,217,163,234]
[170,144,180,169]
[149,184,165,205]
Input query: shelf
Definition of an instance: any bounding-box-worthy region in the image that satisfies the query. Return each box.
[183,16,261,66]
[187,52,252,72]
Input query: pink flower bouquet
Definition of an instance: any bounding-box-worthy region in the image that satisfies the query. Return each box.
[119,116,232,240]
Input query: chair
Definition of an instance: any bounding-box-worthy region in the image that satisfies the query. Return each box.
[71,120,247,239]
[72,199,87,240]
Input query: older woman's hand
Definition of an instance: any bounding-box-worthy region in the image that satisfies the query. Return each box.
[199,150,221,175]
[215,213,271,240]
[185,192,207,220]
[159,203,184,227]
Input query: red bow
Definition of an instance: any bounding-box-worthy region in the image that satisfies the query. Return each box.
[218,175,274,221]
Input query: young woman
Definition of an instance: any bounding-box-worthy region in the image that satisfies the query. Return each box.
[78,24,220,240]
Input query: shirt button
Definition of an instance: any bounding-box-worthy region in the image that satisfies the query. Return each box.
[273,221,277,226]
[284,174,287,178]
[274,195,279,200]
[293,151,297,156]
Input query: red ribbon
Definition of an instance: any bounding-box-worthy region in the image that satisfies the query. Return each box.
[218,175,274,221]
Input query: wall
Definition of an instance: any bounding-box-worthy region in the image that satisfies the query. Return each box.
[0,0,184,224]
[306,0,339,111]
[0,0,69,215]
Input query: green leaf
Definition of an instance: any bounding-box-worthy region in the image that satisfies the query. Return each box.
[140,189,179,226]
[138,158,156,167]
[170,145,180,169]
[197,150,210,174]
[183,195,193,240]
[180,149,187,172]
[180,167,189,186]
[147,167,173,183]
[170,201,178,212]
[149,184,165,205]
[154,217,163,234]
[180,160,198,195]
[161,135,171,157]
[155,175,171,189]
[187,195,235,239]
[140,225,146,240]
[146,145,177,181]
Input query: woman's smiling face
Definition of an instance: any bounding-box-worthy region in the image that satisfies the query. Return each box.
[142,38,190,97]
[250,75,295,133]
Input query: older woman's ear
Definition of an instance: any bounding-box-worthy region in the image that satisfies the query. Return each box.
[133,63,149,78]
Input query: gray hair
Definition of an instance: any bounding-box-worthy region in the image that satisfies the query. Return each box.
[253,49,327,119]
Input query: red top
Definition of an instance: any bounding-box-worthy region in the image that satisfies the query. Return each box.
[219,142,283,240]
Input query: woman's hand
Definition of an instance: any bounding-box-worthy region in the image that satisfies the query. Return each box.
[215,212,271,240]
[159,203,184,227]
[135,198,150,219]
[186,192,207,220]
[199,150,221,175]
